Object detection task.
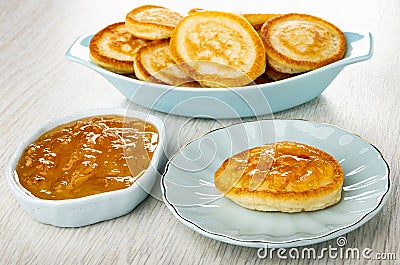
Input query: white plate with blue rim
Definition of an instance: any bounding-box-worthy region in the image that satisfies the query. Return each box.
[161,119,391,248]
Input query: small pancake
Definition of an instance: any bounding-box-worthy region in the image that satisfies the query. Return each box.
[252,73,274,85]
[188,8,206,15]
[170,11,266,87]
[241,13,279,32]
[89,22,149,74]
[134,39,194,86]
[260,13,346,74]
[265,64,295,81]
[125,5,184,40]
[188,11,279,32]
[214,141,344,212]
[176,81,202,88]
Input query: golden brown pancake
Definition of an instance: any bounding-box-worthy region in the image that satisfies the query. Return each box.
[252,73,274,85]
[125,5,184,40]
[188,10,278,32]
[241,13,279,32]
[134,39,194,86]
[260,13,346,74]
[265,63,295,81]
[188,8,206,15]
[170,11,266,87]
[89,22,149,74]
[176,81,202,88]
[214,141,344,212]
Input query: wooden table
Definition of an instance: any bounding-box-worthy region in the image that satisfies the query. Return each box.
[1,0,398,264]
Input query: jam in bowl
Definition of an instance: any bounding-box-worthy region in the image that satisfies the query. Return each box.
[6,108,165,227]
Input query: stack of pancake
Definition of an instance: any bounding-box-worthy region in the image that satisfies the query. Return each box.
[89,5,346,87]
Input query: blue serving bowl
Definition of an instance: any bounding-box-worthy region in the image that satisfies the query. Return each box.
[66,32,373,119]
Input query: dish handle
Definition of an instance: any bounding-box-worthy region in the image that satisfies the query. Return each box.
[341,31,373,66]
[64,34,94,68]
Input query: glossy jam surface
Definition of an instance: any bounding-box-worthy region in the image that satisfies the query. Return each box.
[16,115,159,200]
[215,141,337,193]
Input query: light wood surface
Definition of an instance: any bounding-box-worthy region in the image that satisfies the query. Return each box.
[0,0,399,264]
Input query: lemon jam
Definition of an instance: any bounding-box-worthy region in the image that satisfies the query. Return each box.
[15,115,158,200]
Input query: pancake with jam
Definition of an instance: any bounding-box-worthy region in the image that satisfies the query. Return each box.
[89,22,149,74]
[214,141,344,212]
[125,5,184,40]
[260,13,346,74]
